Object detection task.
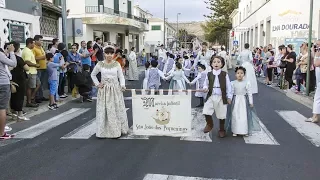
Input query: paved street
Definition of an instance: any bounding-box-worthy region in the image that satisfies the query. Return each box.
[0,70,320,180]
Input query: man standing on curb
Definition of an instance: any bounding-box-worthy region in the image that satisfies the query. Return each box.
[33,35,49,103]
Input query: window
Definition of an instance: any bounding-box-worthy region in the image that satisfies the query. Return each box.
[151,25,161,31]
[246,5,249,15]
[53,0,61,6]
[114,0,119,14]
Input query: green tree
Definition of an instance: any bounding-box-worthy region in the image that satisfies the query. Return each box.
[202,0,238,45]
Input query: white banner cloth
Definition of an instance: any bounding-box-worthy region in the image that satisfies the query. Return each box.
[132,92,192,137]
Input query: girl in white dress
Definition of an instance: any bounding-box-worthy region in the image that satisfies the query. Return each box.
[189,64,207,107]
[142,61,151,89]
[225,66,260,136]
[91,46,129,138]
[183,55,192,79]
[167,56,184,75]
[165,62,191,95]
[238,43,258,94]
[128,47,139,81]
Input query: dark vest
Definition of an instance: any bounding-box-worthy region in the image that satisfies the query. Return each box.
[206,71,228,104]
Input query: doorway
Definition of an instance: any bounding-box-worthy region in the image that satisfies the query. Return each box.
[260,23,264,46]
[93,31,110,43]
[266,20,271,45]
[117,33,124,49]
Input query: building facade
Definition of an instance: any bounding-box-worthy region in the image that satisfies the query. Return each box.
[39,0,62,50]
[0,0,41,48]
[66,0,149,52]
[144,17,176,48]
[230,0,320,52]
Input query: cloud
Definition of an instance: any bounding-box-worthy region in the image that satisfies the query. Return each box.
[134,0,209,22]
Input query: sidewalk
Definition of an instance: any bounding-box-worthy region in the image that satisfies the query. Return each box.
[231,58,314,109]
[6,87,75,125]
[7,67,146,125]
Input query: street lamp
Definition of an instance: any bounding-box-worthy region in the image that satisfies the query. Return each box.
[163,0,166,49]
[176,13,181,51]
[306,0,314,96]
[61,0,67,44]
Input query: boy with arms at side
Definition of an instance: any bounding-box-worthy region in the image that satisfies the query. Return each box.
[203,56,233,138]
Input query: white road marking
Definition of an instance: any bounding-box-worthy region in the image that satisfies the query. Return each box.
[124,97,132,100]
[180,108,212,142]
[61,118,96,139]
[61,108,130,139]
[143,174,236,180]
[243,119,279,145]
[276,110,320,147]
[14,108,90,139]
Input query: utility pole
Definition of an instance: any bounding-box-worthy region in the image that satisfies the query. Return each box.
[163,0,166,48]
[306,0,314,96]
[61,0,68,44]
[176,13,181,51]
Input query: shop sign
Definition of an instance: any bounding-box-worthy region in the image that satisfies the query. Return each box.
[9,24,25,44]
[272,24,309,32]
[234,27,249,32]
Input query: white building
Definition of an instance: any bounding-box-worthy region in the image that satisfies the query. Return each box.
[230,0,320,53]
[0,0,41,48]
[144,17,176,48]
[66,0,149,52]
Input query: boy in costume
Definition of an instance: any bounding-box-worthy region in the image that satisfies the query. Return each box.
[203,56,232,138]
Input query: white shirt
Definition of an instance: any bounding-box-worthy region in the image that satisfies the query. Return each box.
[203,69,233,99]
[218,50,227,60]
[158,48,167,62]
[237,49,253,64]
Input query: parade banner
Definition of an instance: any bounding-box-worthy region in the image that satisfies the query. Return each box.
[131,90,192,137]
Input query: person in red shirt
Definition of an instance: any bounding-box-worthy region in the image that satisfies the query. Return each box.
[113,49,125,71]
[87,41,95,71]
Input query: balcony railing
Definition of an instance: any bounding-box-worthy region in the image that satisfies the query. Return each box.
[85,6,149,24]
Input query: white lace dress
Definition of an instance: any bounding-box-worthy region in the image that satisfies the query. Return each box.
[128,51,139,81]
[91,61,129,138]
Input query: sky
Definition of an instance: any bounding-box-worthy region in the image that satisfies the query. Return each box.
[134,0,210,22]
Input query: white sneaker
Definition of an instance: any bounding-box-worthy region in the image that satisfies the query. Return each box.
[60,95,67,98]
[5,126,12,132]
[18,116,30,121]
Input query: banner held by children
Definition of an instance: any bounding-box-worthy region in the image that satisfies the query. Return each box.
[131,89,192,137]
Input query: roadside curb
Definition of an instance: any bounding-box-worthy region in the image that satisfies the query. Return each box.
[6,96,75,126]
[286,90,313,109]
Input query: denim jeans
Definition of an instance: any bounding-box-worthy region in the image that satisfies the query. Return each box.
[58,73,66,95]
[35,69,47,100]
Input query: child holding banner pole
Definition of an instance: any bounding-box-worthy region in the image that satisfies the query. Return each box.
[202,56,232,138]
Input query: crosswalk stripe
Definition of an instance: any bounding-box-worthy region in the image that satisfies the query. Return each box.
[180,108,212,142]
[276,110,320,147]
[243,120,280,145]
[61,118,96,139]
[14,108,90,139]
[61,108,131,139]
[143,174,236,180]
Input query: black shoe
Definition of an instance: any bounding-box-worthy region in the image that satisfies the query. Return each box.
[86,98,93,102]
[41,97,49,101]
[26,103,39,108]
[35,99,42,103]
